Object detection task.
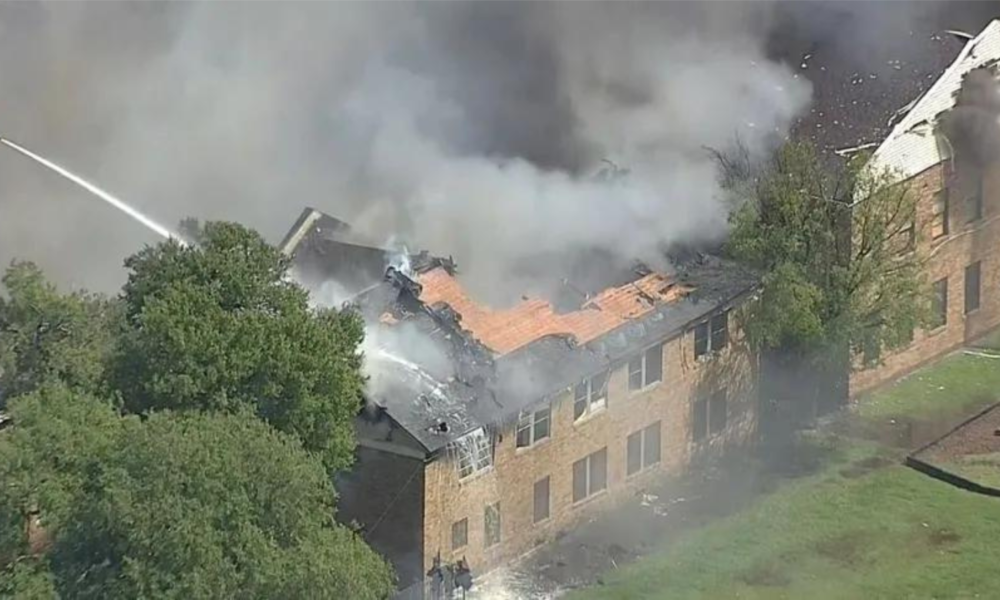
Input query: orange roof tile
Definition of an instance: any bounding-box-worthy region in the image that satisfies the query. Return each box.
[415,267,692,356]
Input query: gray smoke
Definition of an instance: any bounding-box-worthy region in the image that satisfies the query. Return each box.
[941,67,1000,169]
[0,2,810,301]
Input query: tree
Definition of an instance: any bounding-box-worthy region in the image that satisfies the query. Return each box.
[0,386,394,600]
[725,140,928,369]
[111,222,366,472]
[0,263,120,403]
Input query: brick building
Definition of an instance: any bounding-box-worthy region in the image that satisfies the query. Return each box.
[851,20,1000,395]
[282,209,759,598]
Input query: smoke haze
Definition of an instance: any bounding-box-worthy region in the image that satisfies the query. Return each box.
[0,2,813,300]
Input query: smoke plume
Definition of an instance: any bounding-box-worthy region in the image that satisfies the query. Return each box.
[0,2,811,301]
[941,67,1000,169]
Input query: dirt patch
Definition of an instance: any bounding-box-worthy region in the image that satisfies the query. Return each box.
[840,456,895,479]
[856,415,962,450]
[813,531,869,567]
[740,561,791,587]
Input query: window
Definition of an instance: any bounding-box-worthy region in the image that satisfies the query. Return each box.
[627,421,662,476]
[965,262,981,314]
[574,371,608,421]
[931,188,949,239]
[930,278,948,329]
[966,176,984,223]
[709,390,728,435]
[693,390,727,442]
[484,503,501,547]
[454,428,493,480]
[451,518,468,551]
[572,447,607,503]
[694,312,729,359]
[895,219,916,255]
[533,477,550,523]
[516,405,551,448]
[628,343,664,391]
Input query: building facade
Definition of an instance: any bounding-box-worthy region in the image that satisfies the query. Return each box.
[281,209,760,598]
[850,21,1000,396]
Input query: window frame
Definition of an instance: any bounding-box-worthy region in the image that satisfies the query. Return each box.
[930,277,948,330]
[572,447,608,503]
[694,311,730,360]
[626,421,662,477]
[966,176,984,224]
[451,518,468,551]
[484,502,501,548]
[574,371,608,422]
[533,476,550,524]
[628,342,664,392]
[965,261,981,315]
[693,390,728,442]
[454,428,494,480]
[516,404,552,449]
[931,187,949,240]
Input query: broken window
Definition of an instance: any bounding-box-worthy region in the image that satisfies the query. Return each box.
[965,261,981,314]
[931,188,949,239]
[454,428,493,480]
[627,421,662,477]
[629,343,664,391]
[484,502,501,547]
[572,447,607,503]
[693,390,727,441]
[516,405,551,448]
[695,312,729,359]
[451,518,468,550]
[966,176,984,223]
[533,476,550,523]
[931,278,948,329]
[574,371,608,420]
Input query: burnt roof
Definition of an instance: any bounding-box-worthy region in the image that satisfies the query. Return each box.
[343,242,757,454]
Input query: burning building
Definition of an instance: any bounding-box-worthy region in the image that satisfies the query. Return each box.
[282,207,760,598]
[851,20,1000,394]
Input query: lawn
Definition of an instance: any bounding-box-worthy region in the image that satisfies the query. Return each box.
[855,352,1000,424]
[569,439,1000,600]
[568,340,1000,600]
[940,453,1000,489]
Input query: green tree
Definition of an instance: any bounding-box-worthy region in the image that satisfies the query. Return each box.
[726,140,928,367]
[112,222,366,471]
[0,263,120,402]
[0,386,394,600]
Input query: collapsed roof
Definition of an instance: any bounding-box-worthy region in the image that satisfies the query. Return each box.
[283,207,758,454]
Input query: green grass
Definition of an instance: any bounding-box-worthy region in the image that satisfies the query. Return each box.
[569,440,1000,600]
[856,352,1000,423]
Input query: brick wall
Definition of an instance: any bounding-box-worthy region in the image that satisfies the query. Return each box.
[421,309,758,578]
[850,160,1000,396]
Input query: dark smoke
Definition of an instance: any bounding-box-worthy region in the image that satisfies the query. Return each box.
[941,68,1000,169]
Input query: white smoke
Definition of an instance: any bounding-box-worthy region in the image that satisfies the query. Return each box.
[0,2,810,299]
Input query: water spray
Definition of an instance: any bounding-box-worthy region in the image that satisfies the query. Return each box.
[0,137,186,246]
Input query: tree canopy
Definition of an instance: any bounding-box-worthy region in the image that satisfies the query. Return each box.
[112,222,366,472]
[0,386,393,600]
[0,262,119,403]
[725,140,928,368]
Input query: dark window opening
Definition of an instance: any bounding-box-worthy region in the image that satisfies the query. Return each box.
[931,278,948,329]
[695,311,730,359]
[967,176,984,223]
[517,405,551,448]
[644,344,663,386]
[574,372,608,420]
[452,518,468,551]
[965,261,981,314]
[931,188,949,239]
[533,477,550,523]
[694,391,727,441]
